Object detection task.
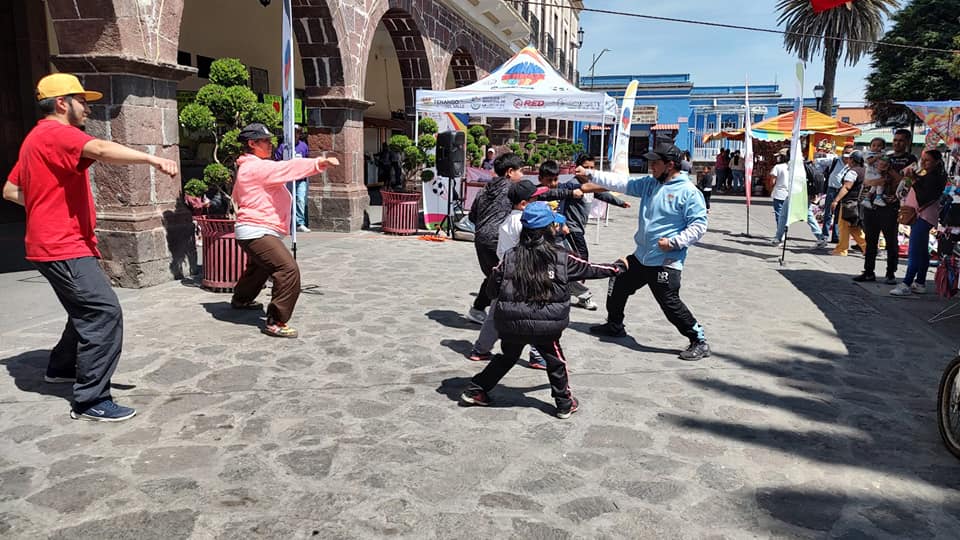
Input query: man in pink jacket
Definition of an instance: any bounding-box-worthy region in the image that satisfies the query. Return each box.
[230,123,338,337]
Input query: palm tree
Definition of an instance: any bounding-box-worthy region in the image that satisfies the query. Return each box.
[776,0,899,115]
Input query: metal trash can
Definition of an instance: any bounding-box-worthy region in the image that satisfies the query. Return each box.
[381,190,420,235]
[194,216,248,291]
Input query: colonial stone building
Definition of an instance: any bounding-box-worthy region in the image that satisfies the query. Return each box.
[1,0,582,286]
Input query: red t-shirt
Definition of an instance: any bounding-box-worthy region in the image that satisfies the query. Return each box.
[7,119,98,261]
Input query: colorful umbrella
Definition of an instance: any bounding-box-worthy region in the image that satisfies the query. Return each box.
[897,101,960,150]
[703,108,861,143]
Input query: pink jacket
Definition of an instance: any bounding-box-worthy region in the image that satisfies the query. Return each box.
[233,154,326,236]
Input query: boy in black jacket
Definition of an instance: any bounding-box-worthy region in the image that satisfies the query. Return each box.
[466,153,525,324]
[460,202,628,419]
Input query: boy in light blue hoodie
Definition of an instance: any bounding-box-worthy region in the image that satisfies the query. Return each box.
[575,142,711,361]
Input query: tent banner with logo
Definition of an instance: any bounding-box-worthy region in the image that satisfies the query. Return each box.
[416,46,618,123]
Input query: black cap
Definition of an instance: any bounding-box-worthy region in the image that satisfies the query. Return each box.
[508,179,548,205]
[238,123,274,142]
[848,150,865,165]
[643,142,683,166]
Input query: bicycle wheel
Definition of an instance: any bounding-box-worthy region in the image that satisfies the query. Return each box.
[936,356,960,459]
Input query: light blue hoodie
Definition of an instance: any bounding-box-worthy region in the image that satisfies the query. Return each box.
[588,170,707,269]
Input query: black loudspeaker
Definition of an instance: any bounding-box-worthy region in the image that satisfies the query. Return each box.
[436,130,466,178]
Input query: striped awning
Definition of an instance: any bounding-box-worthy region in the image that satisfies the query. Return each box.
[651,123,679,131]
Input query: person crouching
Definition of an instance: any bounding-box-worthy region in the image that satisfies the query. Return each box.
[459,201,628,419]
[230,123,338,337]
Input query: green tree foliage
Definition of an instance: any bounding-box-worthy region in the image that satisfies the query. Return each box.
[385,117,439,191]
[179,58,281,214]
[776,0,899,115]
[865,0,960,124]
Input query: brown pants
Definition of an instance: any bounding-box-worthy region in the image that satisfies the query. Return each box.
[233,235,300,324]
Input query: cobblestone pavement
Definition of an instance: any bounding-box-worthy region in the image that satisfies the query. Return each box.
[1,194,959,539]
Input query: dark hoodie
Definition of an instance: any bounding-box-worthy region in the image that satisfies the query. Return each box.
[469,176,512,248]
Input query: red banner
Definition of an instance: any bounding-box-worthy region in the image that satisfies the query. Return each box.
[812,0,851,13]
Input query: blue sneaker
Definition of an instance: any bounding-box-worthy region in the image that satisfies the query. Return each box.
[70,400,137,422]
[528,348,547,370]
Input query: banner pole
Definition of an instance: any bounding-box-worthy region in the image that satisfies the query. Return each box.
[282,0,297,259]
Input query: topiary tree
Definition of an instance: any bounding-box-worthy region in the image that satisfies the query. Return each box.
[179,58,281,215]
[386,117,438,191]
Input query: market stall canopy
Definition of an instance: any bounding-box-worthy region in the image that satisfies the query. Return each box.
[416,46,619,123]
[702,108,861,143]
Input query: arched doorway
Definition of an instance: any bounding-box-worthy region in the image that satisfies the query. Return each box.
[445,47,478,89]
[362,8,431,191]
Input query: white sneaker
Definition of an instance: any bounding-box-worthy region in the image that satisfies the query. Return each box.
[860,198,873,209]
[910,283,926,294]
[815,238,828,249]
[873,197,887,207]
[466,307,487,324]
[890,283,912,296]
[297,225,311,233]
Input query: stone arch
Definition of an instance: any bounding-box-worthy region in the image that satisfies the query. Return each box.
[362,3,435,117]
[448,47,478,88]
[292,0,346,101]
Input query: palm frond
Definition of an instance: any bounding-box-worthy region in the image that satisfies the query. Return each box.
[776,0,900,66]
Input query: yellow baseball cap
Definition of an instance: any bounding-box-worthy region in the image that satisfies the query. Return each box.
[36,73,103,102]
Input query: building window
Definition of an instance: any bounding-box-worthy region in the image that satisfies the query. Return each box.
[177,50,192,67]
[248,66,269,94]
[841,116,850,123]
[196,55,214,79]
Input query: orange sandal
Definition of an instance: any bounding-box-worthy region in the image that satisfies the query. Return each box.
[263,319,298,338]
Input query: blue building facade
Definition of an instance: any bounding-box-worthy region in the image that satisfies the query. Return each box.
[577,74,783,163]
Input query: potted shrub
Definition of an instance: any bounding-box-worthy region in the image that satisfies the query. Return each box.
[179,58,280,290]
[381,117,437,234]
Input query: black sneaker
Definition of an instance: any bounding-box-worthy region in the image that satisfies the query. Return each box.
[679,341,711,361]
[44,370,76,383]
[556,397,579,419]
[852,272,876,282]
[589,322,626,337]
[459,386,490,407]
[884,275,898,285]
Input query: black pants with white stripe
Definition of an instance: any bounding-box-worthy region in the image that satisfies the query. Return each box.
[471,336,573,408]
[606,255,703,342]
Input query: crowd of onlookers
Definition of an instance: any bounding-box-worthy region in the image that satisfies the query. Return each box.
[693,133,956,297]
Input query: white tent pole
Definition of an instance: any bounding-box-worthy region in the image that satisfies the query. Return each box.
[414,110,420,144]
[596,110,604,245]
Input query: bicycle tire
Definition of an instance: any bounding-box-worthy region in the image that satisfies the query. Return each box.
[936,355,960,459]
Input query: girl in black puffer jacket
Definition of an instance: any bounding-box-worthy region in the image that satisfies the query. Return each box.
[460,202,628,419]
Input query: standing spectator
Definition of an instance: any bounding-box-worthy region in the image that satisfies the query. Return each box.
[466,153,525,324]
[274,125,312,233]
[816,143,854,242]
[481,149,496,171]
[698,166,716,213]
[715,148,730,191]
[855,154,901,284]
[890,149,948,296]
[768,152,791,245]
[2,73,179,421]
[459,202,628,418]
[730,150,746,193]
[829,150,868,256]
[577,143,711,361]
[230,123,338,338]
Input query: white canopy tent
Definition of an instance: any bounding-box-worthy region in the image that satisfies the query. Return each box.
[415,46,619,165]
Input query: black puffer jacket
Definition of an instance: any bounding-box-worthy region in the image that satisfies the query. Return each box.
[469,176,512,248]
[489,248,626,338]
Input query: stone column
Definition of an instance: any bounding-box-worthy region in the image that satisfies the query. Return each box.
[305,97,372,232]
[51,55,196,288]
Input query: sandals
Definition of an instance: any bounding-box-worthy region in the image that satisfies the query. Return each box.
[231,299,264,310]
[263,319,298,338]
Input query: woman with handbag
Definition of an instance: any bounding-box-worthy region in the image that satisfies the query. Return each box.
[829,150,868,256]
[890,149,948,296]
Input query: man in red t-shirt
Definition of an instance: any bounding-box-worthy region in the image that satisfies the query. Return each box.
[2,73,178,422]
